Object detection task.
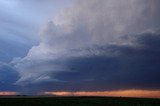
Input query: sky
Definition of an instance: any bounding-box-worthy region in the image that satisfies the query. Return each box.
[0,0,160,98]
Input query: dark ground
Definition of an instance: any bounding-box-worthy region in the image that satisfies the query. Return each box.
[0,96,160,106]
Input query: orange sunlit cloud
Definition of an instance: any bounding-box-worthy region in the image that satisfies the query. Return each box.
[43,90,160,98]
[0,92,18,95]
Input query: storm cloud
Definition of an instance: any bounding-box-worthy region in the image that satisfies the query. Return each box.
[10,0,160,93]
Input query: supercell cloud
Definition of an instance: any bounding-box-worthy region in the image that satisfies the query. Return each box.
[1,0,160,95]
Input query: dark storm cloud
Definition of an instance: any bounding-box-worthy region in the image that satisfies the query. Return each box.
[16,29,160,93]
[11,0,160,94]
[59,34,160,90]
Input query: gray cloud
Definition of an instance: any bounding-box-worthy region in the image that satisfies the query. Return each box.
[14,29,160,94]
[12,0,160,93]
[54,0,160,44]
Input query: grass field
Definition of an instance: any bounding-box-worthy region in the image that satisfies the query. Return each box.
[0,96,160,106]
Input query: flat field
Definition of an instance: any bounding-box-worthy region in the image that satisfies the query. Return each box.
[0,96,160,106]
